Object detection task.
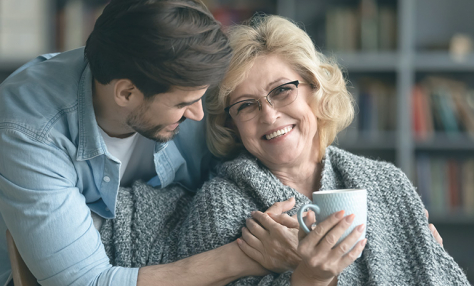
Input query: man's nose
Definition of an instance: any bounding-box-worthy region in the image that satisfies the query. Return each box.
[184,99,204,121]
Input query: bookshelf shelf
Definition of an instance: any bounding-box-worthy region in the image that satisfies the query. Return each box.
[336,132,397,150]
[415,134,474,150]
[429,214,474,224]
[332,52,399,72]
[415,52,474,71]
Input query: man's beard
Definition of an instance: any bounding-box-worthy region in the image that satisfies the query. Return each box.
[126,103,185,143]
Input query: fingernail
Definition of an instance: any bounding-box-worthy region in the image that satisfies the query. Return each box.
[345,214,355,223]
[236,238,242,245]
[251,211,256,215]
[357,224,365,232]
[335,210,345,219]
[361,239,367,247]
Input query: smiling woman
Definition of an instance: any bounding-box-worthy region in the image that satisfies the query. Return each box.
[100,14,469,286]
[206,19,353,164]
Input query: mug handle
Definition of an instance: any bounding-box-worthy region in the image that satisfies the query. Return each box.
[297,204,321,234]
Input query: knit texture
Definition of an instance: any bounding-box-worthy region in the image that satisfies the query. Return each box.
[100,146,470,285]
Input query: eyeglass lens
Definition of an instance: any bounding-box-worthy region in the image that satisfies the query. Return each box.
[229,81,299,121]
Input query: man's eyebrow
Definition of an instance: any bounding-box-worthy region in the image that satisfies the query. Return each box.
[175,96,203,108]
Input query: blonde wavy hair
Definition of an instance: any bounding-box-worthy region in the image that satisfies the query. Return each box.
[206,15,354,162]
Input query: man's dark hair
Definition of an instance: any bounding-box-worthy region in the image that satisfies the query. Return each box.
[85,0,232,97]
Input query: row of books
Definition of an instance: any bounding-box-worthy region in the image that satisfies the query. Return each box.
[348,79,397,135]
[412,77,474,141]
[202,0,275,27]
[416,155,474,216]
[0,0,50,61]
[326,0,397,52]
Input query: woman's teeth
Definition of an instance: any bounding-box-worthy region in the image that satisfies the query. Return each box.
[265,126,293,140]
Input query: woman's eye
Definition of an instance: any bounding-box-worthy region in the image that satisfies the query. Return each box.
[237,102,254,111]
[273,87,291,97]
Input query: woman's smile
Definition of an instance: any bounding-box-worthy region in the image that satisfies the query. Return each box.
[263,125,294,140]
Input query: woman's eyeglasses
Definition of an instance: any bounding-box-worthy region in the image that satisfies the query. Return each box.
[225,80,306,122]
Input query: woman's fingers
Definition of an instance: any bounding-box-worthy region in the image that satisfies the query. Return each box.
[250,211,278,233]
[317,214,355,251]
[268,213,299,229]
[332,223,365,258]
[265,197,295,215]
[299,210,345,251]
[298,210,316,241]
[339,238,367,268]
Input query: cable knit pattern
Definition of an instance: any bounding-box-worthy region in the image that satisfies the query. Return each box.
[100,146,470,285]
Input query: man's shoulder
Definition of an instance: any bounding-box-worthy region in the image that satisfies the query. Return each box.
[0,48,88,141]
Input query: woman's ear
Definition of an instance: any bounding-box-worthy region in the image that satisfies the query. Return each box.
[225,117,242,142]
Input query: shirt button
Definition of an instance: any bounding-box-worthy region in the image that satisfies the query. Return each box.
[103,176,110,183]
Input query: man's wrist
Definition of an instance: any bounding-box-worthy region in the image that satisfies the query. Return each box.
[137,241,261,286]
[291,264,331,286]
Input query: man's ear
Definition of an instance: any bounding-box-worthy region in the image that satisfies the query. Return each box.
[114,79,143,108]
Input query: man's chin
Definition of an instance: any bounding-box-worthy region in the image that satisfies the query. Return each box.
[143,127,179,143]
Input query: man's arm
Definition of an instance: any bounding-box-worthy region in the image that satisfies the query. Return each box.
[138,241,267,286]
[0,129,268,286]
[0,129,137,285]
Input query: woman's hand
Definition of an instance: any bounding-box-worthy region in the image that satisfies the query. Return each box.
[236,198,301,273]
[291,210,367,286]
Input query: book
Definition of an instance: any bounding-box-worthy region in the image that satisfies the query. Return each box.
[416,154,432,208]
[378,5,397,51]
[429,158,447,215]
[0,0,49,60]
[412,85,427,140]
[359,0,378,51]
[447,159,461,212]
[462,159,474,215]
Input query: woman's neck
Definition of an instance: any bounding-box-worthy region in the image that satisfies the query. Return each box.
[268,159,323,200]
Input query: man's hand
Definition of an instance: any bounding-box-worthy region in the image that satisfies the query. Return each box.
[425,209,443,247]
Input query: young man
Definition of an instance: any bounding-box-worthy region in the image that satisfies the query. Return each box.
[0,1,268,285]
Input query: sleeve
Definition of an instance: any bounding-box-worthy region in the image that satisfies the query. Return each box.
[0,129,139,286]
[183,178,293,286]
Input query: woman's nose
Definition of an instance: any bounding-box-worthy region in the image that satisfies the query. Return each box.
[258,99,278,124]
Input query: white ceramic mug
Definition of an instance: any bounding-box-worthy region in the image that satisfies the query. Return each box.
[297,189,367,248]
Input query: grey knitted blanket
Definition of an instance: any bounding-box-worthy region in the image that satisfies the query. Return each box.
[100,146,470,285]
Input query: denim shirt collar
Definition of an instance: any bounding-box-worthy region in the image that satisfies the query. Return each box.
[76,65,106,161]
[75,65,168,162]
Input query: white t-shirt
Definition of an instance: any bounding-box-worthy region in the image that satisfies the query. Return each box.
[98,127,156,187]
[93,127,156,230]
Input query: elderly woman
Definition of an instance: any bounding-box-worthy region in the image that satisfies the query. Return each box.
[100,15,469,285]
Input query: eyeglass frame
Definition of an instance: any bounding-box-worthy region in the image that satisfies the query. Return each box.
[224,80,306,121]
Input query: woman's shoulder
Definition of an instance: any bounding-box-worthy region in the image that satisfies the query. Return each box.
[327,146,405,175]
[326,146,413,191]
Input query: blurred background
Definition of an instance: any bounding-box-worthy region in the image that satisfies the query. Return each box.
[1,0,473,282]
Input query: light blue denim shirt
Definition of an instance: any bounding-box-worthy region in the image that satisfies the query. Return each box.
[0,48,214,285]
